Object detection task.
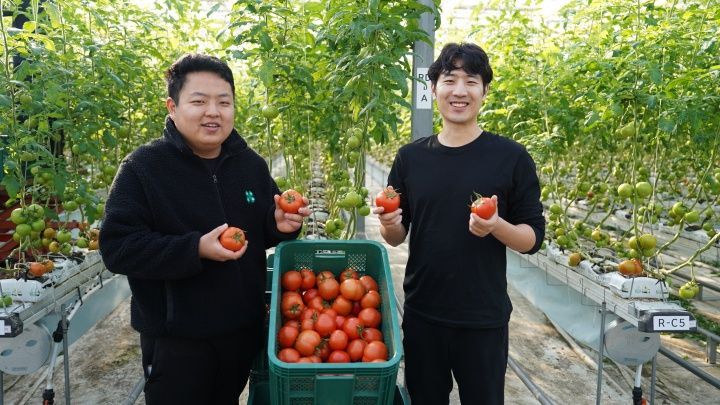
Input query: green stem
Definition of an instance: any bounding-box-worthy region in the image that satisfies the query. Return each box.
[662,232,720,275]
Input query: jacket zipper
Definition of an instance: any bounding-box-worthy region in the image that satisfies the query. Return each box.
[210,155,229,221]
[165,153,231,330]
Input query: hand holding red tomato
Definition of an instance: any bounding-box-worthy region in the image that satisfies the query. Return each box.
[278,189,305,214]
[274,192,311,234]
[469,195,498,238]
[372,186,403,228]
[470,195,496,219]
[199,223,248,261]
[375,186,400,213]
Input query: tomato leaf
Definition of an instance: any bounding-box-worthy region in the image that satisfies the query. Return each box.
[257,61,275,88]
[1,176,20,198]
[259,32,274,51]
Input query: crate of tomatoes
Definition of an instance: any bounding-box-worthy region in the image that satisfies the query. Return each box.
[268,240,402,405]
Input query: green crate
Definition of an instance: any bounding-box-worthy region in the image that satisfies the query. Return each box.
[248,377,271,405]
[268,240,402,405]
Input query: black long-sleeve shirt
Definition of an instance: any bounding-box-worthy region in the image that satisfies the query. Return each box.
[388,132,545,328]
[100,117,299,338]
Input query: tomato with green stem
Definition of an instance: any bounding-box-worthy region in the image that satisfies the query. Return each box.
[375,187,400,213]
[219,226,246,251]
[470,195,496,220]
[278,189,304,214]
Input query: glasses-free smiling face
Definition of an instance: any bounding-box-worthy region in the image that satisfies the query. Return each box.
[432,65,487,128]
[166,71,235,158]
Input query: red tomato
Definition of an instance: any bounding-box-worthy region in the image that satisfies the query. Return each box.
[314,313,336,337]
[284,320,300,330]
[328,329,349,351]
[361,327,383,342]
[340,279,365,301]
[321,308,337,318]
[470,195,496,219]
[219,226,245,251]
[301,318,315,331]
[278,189,304,214]
[316,271,335,283]
[359,275,378,292]
[297,357,314,363]
[342,317,365,340]
[277,326,299,348]
[281,292,305,320]
[300,308,319,321]
[307,296,327,312]
[316,340,331,361]
[351,301,362,316]
[302,288,319,305]
[295,330,321,357]
[278,348,300,363]
[334,315,346,329]
[282,270,302,291]
[299,268,316,290]
[360,290,381,309]
[375,187,401,213]
[328,350,351,363]
[331,295,353,316]
[339,268,359,282]
[362,341,388,362]
[318,278,340,300]
[358,307,381,329]
[347,339,367,362]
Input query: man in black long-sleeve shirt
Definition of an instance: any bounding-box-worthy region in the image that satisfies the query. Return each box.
[100,54,310,404]
[375,43,545,404]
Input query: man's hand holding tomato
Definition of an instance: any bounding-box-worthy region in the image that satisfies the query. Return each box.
[469,195,499,237]
[199,223,248,262]
[274,193,311,233]
[372,186,406,247]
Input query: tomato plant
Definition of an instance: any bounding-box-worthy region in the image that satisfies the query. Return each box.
[219,227,246,251]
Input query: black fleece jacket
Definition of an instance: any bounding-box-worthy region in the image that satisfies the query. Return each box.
[100,117,298,338]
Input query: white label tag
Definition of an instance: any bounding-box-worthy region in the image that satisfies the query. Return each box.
[415,68,432,110]
[653,315,691,331]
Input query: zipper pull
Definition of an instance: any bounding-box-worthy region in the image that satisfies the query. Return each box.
[212,174,218,183]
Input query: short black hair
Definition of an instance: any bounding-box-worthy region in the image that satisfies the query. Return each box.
[165,54,235,103]
[428,43,493,88]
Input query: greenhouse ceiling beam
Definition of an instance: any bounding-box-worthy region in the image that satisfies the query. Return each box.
[411,0,436,141]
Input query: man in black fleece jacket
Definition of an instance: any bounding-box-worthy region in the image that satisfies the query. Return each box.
[374,43,545,404]
[99,54,309,404]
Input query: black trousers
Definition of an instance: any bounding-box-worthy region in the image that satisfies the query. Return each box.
[140,328,263,405]
[402,311,509,405]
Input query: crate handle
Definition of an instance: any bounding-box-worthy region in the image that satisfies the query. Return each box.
[314,249,347,259]
[315,374,354,405]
